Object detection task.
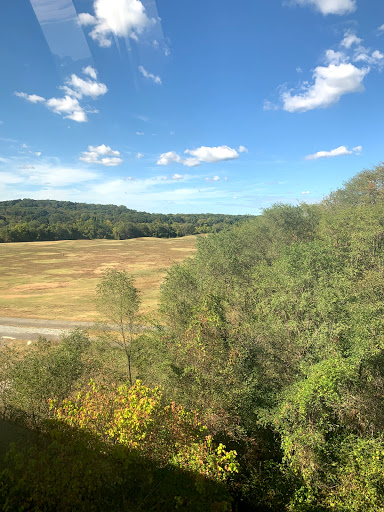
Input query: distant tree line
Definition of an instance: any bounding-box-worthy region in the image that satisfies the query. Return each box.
[0,199,251,243]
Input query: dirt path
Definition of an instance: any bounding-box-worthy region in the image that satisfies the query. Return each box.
[0,317,93,345]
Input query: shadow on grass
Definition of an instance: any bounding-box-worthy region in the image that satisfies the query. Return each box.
[0,419,233,512]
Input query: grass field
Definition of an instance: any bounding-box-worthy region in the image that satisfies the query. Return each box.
[0,237,197,321]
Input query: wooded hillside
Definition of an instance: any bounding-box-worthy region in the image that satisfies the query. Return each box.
[0,199,251,242]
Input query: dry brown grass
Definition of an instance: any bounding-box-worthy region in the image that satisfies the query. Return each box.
[0,237,197,321]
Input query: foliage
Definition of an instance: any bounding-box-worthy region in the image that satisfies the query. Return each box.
[51,379,238,480]
[0,198,251,243]
[0,381,238,512]
[0,330,91,428]
[96,269,141,384]
[5,163,384,509]
[149,164,384,509]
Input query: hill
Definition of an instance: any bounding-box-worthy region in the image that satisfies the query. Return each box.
[0,198,251,242]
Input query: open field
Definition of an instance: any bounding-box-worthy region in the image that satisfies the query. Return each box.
[0,237,197,321]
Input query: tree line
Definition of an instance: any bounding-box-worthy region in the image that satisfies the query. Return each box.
[0,199,251,242]
[3,164,384,510]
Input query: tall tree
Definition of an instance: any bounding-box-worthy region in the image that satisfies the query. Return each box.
[96,269,140,385]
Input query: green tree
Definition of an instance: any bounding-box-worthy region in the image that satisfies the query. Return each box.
[96,269,140,385]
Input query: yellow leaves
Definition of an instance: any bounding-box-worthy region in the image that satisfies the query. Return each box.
[51,380,238,482]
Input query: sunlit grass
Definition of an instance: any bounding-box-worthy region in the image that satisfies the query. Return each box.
[0,237,197,321]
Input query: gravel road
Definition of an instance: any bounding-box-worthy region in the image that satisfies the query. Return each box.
[0,317,93,345]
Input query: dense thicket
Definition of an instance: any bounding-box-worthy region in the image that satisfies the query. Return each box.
[3,164,384,510]
[0,199,250,242]
[142,163,384,510]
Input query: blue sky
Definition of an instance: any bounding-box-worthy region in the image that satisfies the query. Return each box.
[0,0,383,214]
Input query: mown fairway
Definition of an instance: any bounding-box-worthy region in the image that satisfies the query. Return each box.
[0,237,197,321]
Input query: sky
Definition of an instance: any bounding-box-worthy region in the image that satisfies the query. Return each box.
[0,0,383,214]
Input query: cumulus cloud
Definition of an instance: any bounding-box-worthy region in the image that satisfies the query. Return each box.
[138,65,162,85]
[157,152,183,166]
[290,0,356,15]
[15,68,107,122]
[205,176,220,182]
[325,49,346,65]
[80,144,123,166]
[379,24,384,32]
[79,0,154,48]
[83,65,97,80]
[267,29,384,113]
[46,95,87,122]
[171,173,183,180]
[157,145,244,167]
[238,145,248,153]
[14,92,45,103]
[305,145,362,160]
[60,74,107,99]
[282,63,368,112]
[136,152,143,158]
[185,145,239,163]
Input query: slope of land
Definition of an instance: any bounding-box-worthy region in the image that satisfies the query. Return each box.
[0,236,197,321]
[0,198,251,242]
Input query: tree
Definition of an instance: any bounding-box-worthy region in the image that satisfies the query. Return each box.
[96,269,140,385]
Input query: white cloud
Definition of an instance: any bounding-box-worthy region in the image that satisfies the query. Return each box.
[157,145,245,167]
[136,152,143,158]
[305,145,362,160]
[290,0,356,15]
[60,73,107,99]
[301,191,311,194]
[205,176,220,182]
[238,145,248,153]
[325,49,346,65]
[15,165,99,187]
[138,65,162,85]
[157,151,182,166]
[354,49,384,66]
[79,0,154,48]
[171,174,183,180]
[46,95,88,122]
[0,172,24,184]
[83,65,97,80]
[32,151,42,157]
[14,92,45,103]
[263,99,278,111]
[282,63,368,112]
[80,144,122,166]
[378,24,384,32]
[372,50,384,60]
[136,131,144,135]
[341,30,362,49]
[185,145,239,163]
[183,157,201,167]
[156,152,201,168]
[15,68,106,123]
[78,12,97,25]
